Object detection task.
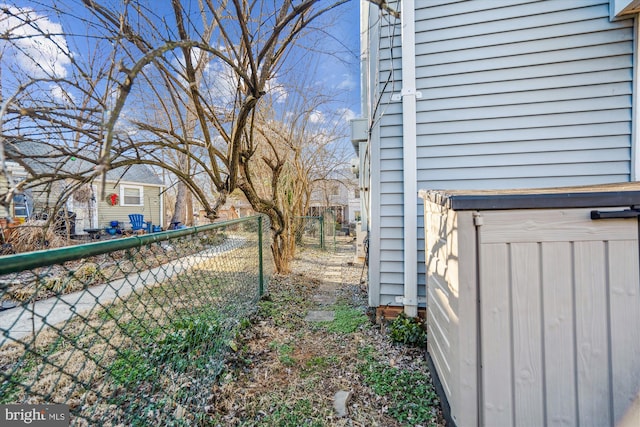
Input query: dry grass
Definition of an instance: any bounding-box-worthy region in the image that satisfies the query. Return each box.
[7,220,69,253]
[0,236,444,426]
[209,244,445,426]
[0,231,240,304]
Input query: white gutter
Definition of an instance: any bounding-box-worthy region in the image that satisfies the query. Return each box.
[399,0,419,317]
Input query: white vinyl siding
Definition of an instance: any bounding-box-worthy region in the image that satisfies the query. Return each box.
[98,184,162,229]
[414,0,633,190]
[367,0,635,306]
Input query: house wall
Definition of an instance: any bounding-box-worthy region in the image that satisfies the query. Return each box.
[24,181,67,216]
[367,1,406,306]
[366,0,635,306]
[97,184,163,230]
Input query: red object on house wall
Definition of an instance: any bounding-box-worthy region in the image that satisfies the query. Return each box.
[107,193,119,206]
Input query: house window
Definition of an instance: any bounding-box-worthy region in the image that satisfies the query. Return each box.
[120,185,144,206]
[13,194,28,218]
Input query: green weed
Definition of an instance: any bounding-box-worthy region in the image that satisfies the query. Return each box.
[107,306,236,390]
[109,349,157,385]
[304,355,337,370]
[269,341,296,366]
[259,398,323,427]
[358,345,439,426]
[324,305,368,334]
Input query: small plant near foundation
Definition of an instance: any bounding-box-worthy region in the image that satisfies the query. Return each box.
[388,312,426,347]
[358,345,439,426]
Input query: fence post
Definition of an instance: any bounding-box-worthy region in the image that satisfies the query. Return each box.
[258,215,265,297]
[319,216,325,250]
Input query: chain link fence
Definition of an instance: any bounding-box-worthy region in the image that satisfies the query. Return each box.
[294,215,337,251]
[0,215,272,425]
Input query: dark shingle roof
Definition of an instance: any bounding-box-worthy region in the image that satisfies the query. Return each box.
[6,141,163,186]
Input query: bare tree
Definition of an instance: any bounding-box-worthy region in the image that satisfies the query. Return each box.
[247,84,351,272]
[1,1,352,271]
[0,4,122,213]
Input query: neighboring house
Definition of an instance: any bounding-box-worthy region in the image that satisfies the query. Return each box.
[356,1,640,426]
[308,172,359,227]
[347,186,361,224]
[4,143,165,233]
[89,164,165,232]
[213,197,254,223]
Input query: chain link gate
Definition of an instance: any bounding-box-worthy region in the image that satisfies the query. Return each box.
[294,215,338,251]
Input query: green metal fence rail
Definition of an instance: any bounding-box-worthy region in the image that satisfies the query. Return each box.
[0,215,272,425]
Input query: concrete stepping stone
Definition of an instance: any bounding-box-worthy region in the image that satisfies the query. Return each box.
[312,293,337,305]
[304,310,335,322]
[333,390,352,417]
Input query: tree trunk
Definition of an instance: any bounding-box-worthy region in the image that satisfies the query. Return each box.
[185,190,193,226]
[170,180,188,226]
[271,231,292,274]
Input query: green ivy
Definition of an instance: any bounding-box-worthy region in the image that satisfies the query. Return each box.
[388,312,426,347]
[357,346,439,426]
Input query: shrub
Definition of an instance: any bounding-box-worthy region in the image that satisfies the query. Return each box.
[73,262,102,282]
[388,312,426,347]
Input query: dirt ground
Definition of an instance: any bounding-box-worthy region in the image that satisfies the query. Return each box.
[209,239,445,427]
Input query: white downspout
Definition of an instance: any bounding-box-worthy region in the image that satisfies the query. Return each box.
[400,0,419,317]
[632,15,639,180]
[159,186,164,228]
[361,0,370,232]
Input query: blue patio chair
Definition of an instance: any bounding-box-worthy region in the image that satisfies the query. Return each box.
[128,214,146,232]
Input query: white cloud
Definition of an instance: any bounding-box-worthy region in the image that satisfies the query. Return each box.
[202,59,240,104]
[309,110,324,124]
[0,4,71,78]
[265,76,288,103]
[337,107,357,122]
[336,74,357,91]
[50,84,76,104]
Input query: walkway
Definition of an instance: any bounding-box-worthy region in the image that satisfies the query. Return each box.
[0,235,247,346]
[303,247,352,322]
[302,243,358,418]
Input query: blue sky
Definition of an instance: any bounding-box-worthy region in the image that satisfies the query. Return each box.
[1,0,362,122]
[318,0,362,118]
